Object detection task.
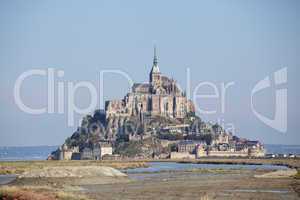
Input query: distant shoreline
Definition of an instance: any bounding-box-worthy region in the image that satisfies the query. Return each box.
[1,144,300,161]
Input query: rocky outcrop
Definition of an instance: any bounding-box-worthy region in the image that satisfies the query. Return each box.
[50,107,229,159]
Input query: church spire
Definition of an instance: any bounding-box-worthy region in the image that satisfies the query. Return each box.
[150,45,160,73]
[153,45,158,66]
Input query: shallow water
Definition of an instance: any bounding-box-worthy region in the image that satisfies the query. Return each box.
[0,174,16,185]
[225,189,289,194]
[0,146,58,161]
[123,161,288,174]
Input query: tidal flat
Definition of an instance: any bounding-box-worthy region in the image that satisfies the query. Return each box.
[0,159,300,200]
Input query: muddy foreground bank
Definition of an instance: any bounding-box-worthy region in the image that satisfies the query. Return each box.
[85,168,300,200]
[1,158,300,200]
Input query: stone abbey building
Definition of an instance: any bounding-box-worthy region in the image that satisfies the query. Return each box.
[105,47,195,120]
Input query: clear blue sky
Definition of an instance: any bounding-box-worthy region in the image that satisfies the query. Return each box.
[0,0,299,146]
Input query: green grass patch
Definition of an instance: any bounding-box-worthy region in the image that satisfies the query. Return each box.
[295,169,300,179]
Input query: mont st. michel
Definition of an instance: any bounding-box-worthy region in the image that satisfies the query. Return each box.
[49,48,265,160]
[2,1,300,199]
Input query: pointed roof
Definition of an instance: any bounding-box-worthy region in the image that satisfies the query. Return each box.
[151,45,160,73]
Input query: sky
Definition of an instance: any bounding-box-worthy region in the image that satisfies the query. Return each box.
[0,0,299,146]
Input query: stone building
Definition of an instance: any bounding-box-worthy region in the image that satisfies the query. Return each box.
[170,152,195,159]
[195,144,208,158]
[212,133,230,145]
[98,142,113,158]
[80,142,113,160]
[105,47,195,120]
[177,140,199,153]
[58,144,79,160]
[80,147,94,160]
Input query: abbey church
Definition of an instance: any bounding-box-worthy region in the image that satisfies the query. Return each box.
[105,47,195,120]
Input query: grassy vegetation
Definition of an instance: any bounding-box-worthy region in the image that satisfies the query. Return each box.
[55,191,89,200]
[114,141,143,157]
[0,186,90,200]
[0,160,148,175]
[295,169,300,179]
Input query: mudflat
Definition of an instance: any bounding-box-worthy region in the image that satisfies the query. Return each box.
[83,169,300,200]
[1,159,300,200]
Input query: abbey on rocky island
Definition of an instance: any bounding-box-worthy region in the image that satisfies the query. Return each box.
[50,47,265,161]
[105,47,195,120]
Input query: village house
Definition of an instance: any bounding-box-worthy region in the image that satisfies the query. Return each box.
[80,142,113,160]
[58,144,79,160]
[177,140,199,153]
[80,147,94,160]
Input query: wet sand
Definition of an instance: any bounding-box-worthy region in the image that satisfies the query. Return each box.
[83,169,300,200]
[1,159,299,200]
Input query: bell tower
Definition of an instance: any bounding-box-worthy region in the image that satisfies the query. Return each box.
[149,46,161,93]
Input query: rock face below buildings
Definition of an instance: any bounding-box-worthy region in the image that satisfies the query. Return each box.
[51,109,204,159]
